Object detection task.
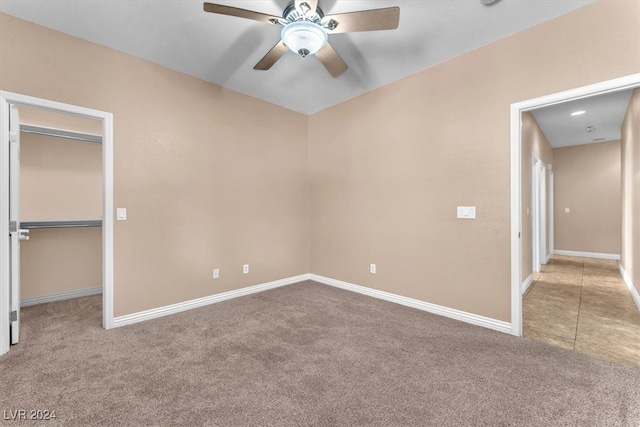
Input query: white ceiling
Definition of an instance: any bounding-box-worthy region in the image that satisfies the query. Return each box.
[531,89,634,149]
[0,0,598,114]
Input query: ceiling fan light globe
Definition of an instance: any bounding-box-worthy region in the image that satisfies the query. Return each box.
[281,21,328,57]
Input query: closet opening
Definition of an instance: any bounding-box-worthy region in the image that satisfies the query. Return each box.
[0,91,114,356]
[19,106,104,324]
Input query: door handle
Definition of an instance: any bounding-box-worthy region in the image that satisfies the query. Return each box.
[18,229,29,241]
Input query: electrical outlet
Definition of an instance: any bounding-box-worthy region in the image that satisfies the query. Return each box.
[457,206,476,219]
[213,268,219,279]
[370,263,376,274]
[243,264,249,274]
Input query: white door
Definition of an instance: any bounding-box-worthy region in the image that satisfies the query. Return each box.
[532,159,548,272]
[532,157,540,273]
[8,103,23,344]
[538,163,547,265]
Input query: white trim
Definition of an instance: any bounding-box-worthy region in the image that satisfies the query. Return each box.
[510,95,522,337]
[539,160,547,267]
[102,108,114,330]
[21,287,102,307]
[510,73,640,339]
[0,96,10,355]
[521,274,534,295]
[553,250,620,260]
[618,263,640,311]
[532,156,548,273]
[310,274,512,335]
[112,274,311,328]
[548,167,554,256]
[532,156,541,273]
[0,91,114,356]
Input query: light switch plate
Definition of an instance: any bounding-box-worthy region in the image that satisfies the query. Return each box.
[565,207,570,213]
[116,208,127,221]
[467,207,476,219]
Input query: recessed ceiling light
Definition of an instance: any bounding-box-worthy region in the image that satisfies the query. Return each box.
[571,110,586,116]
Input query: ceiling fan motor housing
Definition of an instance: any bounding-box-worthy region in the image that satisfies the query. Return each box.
[281,2,327,57]
[283,2,325,23]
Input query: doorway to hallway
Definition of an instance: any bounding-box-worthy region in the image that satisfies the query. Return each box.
[509,73,640,337]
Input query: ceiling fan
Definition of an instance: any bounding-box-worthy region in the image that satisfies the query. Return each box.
[203,1,400,77]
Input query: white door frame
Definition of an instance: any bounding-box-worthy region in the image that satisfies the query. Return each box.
[531,156,547,273]
[539,159,547,266]
[531,156,541,272]
[510,73,640,336]
[0,91,114,356]
[548,165,554,256]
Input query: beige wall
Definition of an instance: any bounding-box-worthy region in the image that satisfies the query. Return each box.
[21,132,102,219]
[521,112,554,282]
[21,228,102,299]
[309,1,640,322]
[621,88,640,296]
[553,141,621,255]
[1,13,310,316]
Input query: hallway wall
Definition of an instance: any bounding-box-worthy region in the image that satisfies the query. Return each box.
[621,88,640,300]
[553,141,621,255]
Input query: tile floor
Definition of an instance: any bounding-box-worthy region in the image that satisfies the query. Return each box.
[523,255,640,366]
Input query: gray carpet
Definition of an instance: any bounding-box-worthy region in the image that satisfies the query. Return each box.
[1,281,639,426]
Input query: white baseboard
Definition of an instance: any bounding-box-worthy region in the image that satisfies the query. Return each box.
[112,272,514,336]
[21,287,102,307]
[553,250,620,260]
[521,274,534,295]
[544,254,551,264]
[618,263,640,311]
[309,274,512,335]
[112,274,311,328]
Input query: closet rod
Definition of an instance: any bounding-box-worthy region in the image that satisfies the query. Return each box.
[21,219,102,229]
[20,124,102,144]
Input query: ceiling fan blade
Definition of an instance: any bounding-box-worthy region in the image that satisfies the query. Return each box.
[254,40,289,71]
[203,3,282,25]
[316,43,348,78]
[295,0,318,16]
[322,7,400,34]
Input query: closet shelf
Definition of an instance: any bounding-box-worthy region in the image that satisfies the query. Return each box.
[20,123,102,144]
[21,219,102,229]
